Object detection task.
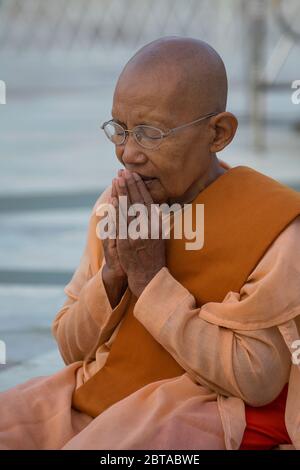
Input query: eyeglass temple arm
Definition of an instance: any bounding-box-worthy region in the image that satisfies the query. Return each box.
[163,112,218,136]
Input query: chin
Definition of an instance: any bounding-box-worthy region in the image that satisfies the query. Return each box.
[144,179,168,204]
[148,187,168,204]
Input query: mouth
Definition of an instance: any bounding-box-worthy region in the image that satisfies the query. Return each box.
[139,174,155,180]
[120,170,159,185]
[138,174,158,184]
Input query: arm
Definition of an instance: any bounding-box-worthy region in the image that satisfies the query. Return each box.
[133,217,300,406]
[52,187,129,365]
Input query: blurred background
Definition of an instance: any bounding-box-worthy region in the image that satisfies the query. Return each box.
[0,0,300,390]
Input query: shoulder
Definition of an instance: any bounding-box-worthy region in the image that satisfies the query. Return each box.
[272,214,300,252]
[252,214,300,279]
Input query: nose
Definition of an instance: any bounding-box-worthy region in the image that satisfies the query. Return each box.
[117,134,148,167]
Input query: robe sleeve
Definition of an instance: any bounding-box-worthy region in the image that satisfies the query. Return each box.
[52,187,130,365]
[133,217,300,406]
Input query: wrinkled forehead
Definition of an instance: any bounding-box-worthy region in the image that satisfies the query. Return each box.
[112,63,193,125]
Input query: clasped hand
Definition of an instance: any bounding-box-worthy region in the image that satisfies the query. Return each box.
[101,169,166,298]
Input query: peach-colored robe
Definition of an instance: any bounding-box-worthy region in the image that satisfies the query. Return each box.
[1,172,300,450]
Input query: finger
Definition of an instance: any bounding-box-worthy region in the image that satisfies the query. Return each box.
[111,179,121,234]
[111,178,118,199]
[148,203,163,239]
[123,169,143,206]
[115,176,127,210]
[115,175,126,197]
[116,176,132,232]
[123,171,146,232]
[132,172,153,207]
[111,194,119,239]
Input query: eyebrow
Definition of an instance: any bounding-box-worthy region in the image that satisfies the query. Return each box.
[111,116,165,128]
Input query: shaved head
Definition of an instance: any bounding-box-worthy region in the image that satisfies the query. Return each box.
[116,36,228,119]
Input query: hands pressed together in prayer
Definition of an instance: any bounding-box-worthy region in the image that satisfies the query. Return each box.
[101,169,166,306]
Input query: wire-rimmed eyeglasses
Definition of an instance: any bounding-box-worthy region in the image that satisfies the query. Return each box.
[100,112,218,150]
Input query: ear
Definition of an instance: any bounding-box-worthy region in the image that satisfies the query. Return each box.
[208,112,238,153]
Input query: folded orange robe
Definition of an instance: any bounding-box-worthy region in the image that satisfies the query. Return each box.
[72,166,300,449]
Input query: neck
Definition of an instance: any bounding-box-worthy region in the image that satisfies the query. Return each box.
[169,155,227,206]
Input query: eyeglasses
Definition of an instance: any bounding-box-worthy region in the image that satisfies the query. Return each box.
[100,112,218,150]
